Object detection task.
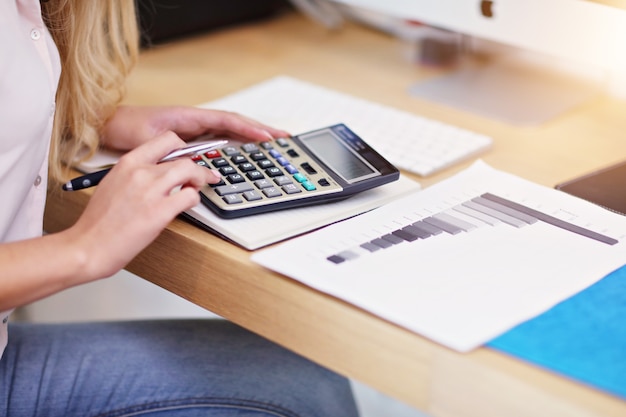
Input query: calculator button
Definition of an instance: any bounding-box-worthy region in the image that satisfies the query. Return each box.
[196,160,210,168]
[257,159,275,169]
[262,187,282,198]
[241,143,259,153]
[231,155,247,164]
[301,181,316,191]
[276,138,289,147]
[209,178,226,187]
[221,146,241,156]
[265,167,283,177]
[211,158,229,168]
[269,149,282,158]
[215,183,254,196]
[227,174,246,184]
[284,164,298,174]
[219,166,237,176]
[238,162,255,172]
[223,194,243,204]
[255,179,273,189]
[243,190,263,201]
[300,162,317,175]
[246,170,265,181]
[276,157,289,166]
[249,151,266,161]
[287,149,299,158]
[260,142,273,150]
[318,178,330,187]
[293,173,307,183]
[282,183,302,194]
[273,175,293,186]
[204,150,221,159]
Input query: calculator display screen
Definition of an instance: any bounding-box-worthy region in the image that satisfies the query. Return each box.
[301,131,379,183]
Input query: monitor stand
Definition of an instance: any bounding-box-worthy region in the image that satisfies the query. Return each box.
[408,56,600,126]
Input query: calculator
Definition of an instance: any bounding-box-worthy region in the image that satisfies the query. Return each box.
[195,124,399,218]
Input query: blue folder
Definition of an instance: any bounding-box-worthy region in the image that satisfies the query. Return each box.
[488,264,626,399]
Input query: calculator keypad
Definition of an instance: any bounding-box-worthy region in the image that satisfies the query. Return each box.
[197,138,343,215]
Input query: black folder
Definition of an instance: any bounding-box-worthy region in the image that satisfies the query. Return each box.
[556,159,626,216]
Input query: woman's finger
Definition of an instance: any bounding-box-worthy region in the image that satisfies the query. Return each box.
[122,131,187,165]
[148,159,218,196]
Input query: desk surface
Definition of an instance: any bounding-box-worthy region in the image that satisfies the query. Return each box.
[44,11,626,417]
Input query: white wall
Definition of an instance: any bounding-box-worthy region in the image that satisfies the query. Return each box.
[19,269,219,322]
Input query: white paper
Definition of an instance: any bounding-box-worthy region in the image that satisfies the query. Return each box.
[252,161,626,352]
[185,174,420,250]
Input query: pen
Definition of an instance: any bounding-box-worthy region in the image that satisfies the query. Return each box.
[62,139,228,191]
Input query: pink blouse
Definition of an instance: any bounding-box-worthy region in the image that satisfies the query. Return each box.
[0,0,61,358]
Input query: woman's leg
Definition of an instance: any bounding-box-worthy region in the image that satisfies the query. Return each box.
[0,319,359,417]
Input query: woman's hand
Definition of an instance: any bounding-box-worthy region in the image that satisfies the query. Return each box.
[101,105,290,151]
[68,131,220,280]
[0,131,223,310]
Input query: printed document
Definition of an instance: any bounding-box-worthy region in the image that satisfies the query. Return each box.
[252,161,626,351]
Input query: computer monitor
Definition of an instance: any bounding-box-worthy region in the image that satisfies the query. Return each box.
[304,0,626,124]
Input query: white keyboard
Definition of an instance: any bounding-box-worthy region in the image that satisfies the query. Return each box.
[203,76,492,177]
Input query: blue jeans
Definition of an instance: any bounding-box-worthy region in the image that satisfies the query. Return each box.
[0,319,359,417]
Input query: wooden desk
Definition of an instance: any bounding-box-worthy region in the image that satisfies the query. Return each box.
[44,11,626,417]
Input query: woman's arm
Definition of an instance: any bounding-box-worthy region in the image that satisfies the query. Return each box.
[0,132,218,311]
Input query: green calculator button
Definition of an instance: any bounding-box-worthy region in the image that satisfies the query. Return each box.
[293,173,307,183]
[302,181,316,191]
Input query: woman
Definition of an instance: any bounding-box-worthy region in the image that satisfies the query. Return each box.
[0,1,360,415]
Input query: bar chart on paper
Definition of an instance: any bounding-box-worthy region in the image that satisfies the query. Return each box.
[326,191,618,265]
[252,161,626,351]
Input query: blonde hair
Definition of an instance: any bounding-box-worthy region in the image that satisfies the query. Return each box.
[42,0,140,181]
